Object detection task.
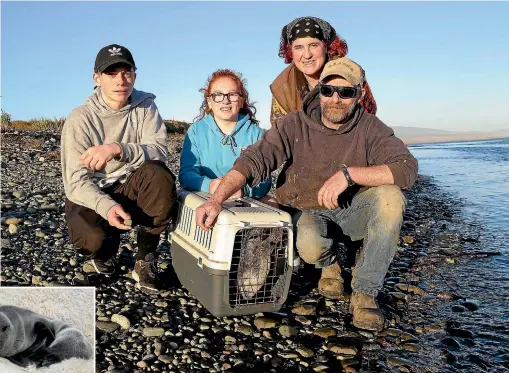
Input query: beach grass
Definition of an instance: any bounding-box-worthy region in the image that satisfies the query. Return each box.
[1,114,191,134]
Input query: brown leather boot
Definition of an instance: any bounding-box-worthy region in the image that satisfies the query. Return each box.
[350,292,384,332]
[318,263,344,299]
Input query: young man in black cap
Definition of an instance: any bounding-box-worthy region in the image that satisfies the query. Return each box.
[60,44,177,292]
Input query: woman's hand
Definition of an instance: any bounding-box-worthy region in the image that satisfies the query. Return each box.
[209,177,223,194]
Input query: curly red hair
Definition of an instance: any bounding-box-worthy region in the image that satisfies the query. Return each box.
[278,36,349,64]
[194,69,258,124]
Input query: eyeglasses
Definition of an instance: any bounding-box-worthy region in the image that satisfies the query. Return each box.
[209,92,242,103]
[319,84,360,99]
[102,70,135,79]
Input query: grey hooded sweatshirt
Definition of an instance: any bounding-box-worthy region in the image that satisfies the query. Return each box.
[61,87,168,220]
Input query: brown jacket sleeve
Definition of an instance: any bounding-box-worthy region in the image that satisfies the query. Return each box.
[269,96,288,128]
[365,117,418,189]
[232,115,295,187]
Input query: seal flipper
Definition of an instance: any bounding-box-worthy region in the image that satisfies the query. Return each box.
[44,326,93,364]
[8,321,55,367]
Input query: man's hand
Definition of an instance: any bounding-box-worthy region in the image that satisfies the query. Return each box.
[106,204,132,230]
[317,171,348,210]
[209,177,223,194]
[80,143,121,170]
[196,199,223,231]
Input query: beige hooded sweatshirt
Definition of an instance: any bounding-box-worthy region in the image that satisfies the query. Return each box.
[60,87,167,219]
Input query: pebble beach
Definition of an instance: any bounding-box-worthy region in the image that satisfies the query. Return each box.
[1,130,505,373]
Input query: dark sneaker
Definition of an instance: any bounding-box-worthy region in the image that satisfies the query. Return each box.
[132,253,161,292]
[82,258,116,275]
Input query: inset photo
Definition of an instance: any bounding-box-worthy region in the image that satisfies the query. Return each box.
[0,287,95,373]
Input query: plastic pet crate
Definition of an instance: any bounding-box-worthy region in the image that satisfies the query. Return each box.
[169,190,294,317]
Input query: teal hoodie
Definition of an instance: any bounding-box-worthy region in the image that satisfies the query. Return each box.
[179,113,271,198]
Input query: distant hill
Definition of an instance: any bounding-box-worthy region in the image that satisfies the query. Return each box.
[391,126,509,145]
[392,126,454,138]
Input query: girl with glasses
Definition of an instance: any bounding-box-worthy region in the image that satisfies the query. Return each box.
[270,16,378,127]
[179,69,275,204]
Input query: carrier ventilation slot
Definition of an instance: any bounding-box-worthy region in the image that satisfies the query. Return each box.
[229,227,289,307]
[229,207,266,214]
[176,203,193,236]
[194,226,213,249]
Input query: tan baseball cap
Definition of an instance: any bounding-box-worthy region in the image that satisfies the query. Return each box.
[320,57,365,86]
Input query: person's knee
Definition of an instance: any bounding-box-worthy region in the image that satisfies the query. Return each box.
[138,161,177,197]
[139,161,174,181]
[66,211,106,253]
[371,185,405,224]
[295,216,328,264]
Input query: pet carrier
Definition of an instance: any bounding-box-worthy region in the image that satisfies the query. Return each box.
[170,190,294,317]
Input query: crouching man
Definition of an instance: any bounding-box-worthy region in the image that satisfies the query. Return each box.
[195,57,418,331]
[61,44,177,292]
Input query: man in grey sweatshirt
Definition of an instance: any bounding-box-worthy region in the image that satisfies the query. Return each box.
[195,57,418,331]
[61,44,177,292]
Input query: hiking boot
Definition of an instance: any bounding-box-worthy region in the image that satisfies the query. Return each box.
[318,263,344,299]
[132,253,161,293]
[349,292,385,332]
[82,258,116,275]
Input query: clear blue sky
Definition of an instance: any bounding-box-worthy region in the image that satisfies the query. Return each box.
[2,1,508,131]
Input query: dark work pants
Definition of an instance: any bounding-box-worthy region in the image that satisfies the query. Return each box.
[65,160,177,261]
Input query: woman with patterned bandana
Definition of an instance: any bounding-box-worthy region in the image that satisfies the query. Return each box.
[270,16,377,127]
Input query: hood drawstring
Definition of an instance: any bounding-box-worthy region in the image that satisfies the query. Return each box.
[221,133,239,156]
[215,119,246,156]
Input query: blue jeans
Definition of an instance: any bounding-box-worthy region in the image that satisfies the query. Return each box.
[292,185,406,296]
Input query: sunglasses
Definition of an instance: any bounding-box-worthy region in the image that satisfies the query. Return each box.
[319,84,360,99]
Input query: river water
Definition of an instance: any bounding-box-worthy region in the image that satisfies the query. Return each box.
[409,138,509,371]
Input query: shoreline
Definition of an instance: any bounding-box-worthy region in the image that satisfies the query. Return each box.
[0,130,496,372]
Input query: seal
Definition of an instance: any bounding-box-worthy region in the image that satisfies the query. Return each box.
[0,305,93,368]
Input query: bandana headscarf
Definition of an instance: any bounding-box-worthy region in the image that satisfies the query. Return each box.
[281,16,336,46]
[273,16,378,116]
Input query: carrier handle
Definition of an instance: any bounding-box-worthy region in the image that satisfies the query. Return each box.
[235,221,289,228]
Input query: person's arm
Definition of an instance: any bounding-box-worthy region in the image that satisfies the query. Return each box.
[60,113,119,220]
[232,117,294,189]
[347,165,394,185]
[195,169,247,230]
[317,117,418,210]
[115,100,168,167]
[210,170,247,204]
[317,165,396,210]
[365,118,418,189]
[330,118,417,189]
[243,127,273,198]
[178,130,213,192]
[269,96,287,127]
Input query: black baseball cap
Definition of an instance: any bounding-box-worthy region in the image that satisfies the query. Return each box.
[94,44,136,73]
